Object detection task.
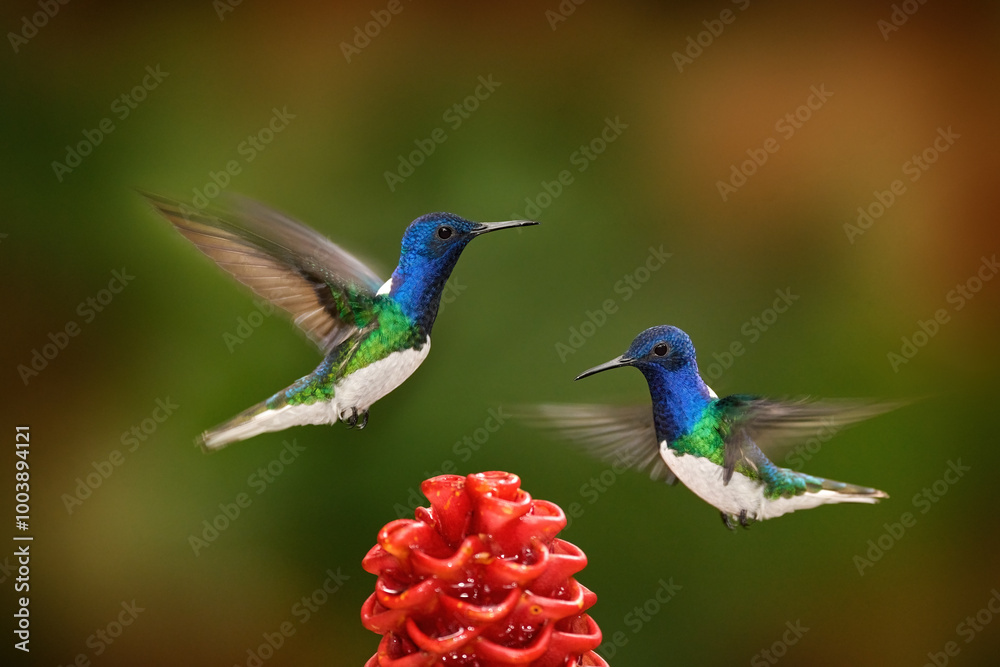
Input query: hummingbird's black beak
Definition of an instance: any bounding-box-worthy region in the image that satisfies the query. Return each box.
[575,355,633,381]
[470,219,538,236]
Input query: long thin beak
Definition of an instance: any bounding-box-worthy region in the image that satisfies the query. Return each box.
[575,355,633,381]
[470,219,539,236]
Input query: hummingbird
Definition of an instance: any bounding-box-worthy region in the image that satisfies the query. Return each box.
[525,325,902,528]
[143,193,536,450]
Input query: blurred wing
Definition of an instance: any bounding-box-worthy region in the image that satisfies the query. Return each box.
[517,404,677,485]
[715,395,908,481]
[143,192,385,353]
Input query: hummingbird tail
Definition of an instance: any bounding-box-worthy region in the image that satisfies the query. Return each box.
[198,397,334,450]
[797,473,889,505]
[756,473,888,520]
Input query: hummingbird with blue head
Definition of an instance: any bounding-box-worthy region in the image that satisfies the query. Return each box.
[143,193,536,450]
[525,325,904,528]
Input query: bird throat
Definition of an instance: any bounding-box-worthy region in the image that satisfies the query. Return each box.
[387,256,457,334]
[640,364,713,443]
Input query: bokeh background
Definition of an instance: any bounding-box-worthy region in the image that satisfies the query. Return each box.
[3,0,1000,665]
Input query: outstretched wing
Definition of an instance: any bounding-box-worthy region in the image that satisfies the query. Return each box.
[142,192,385,354]
[714,395,908,482]
[517,404,677,485]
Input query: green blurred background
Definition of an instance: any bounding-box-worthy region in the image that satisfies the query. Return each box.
[3,0,1000,665]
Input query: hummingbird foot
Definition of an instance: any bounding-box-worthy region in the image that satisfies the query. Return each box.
[721,510,752,530]
[341,407,370,429]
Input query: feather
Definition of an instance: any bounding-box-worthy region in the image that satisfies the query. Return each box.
[517,404,677,484]
[714,395,910,479]
[142,192,383,354]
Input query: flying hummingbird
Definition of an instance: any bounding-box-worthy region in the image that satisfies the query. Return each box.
[525,325,903,528]
[143,193,536,450]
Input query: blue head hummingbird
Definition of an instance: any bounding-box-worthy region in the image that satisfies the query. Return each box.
[525,325,903,528]
[143,193,536,450]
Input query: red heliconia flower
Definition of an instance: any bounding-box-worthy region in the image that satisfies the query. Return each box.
[361,471,608,667]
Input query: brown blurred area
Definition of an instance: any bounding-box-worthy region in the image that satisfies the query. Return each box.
[2,1,998,665]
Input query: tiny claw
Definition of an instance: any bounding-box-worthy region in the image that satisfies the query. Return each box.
[739,509,750,528]
[343,407,358,429]
[721,512,736,531]
[357,410,369,429]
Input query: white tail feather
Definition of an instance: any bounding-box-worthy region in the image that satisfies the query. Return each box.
[200,402,337,450]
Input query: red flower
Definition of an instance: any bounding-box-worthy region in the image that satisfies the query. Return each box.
[361,471,608,666]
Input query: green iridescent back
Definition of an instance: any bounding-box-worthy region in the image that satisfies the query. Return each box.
[269,295,423,408]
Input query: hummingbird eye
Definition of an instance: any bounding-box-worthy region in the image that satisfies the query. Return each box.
[437,226,454,240]
[653,343,670,357]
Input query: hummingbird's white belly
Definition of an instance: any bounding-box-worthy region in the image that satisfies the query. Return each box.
[333,339,431,412]
[659,444,868,521]
[198,340,431,449]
